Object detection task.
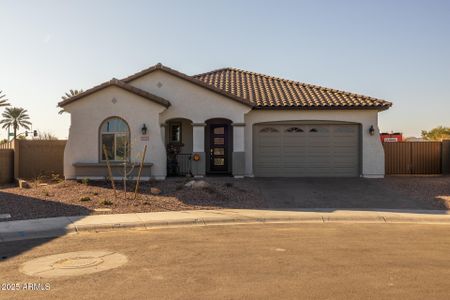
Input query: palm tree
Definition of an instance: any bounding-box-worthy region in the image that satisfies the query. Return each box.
[0,107,32,140]
[59,89,83,114]
[0,90,10,108]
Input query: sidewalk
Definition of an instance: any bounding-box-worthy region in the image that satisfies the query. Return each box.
[2,208,450,242]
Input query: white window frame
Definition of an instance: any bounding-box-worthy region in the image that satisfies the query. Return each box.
[100,118,130,162]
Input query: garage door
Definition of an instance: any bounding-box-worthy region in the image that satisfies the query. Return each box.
[254,124,360,177]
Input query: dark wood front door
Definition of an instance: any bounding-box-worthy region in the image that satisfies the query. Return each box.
[209,124,228,173]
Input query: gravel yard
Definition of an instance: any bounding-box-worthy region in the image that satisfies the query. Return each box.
[0,177,265,221]
[0,176,449,221]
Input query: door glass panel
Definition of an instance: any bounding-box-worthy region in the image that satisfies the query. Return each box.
[214,138,224,145]
[213,127,225,134]
[214,158,225,166]
[101,134,114,160]
[214,148,225,155]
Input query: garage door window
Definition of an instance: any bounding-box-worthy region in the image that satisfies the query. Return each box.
[286,127,304,133]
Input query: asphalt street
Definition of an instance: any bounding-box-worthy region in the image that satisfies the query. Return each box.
[1,223,450,299]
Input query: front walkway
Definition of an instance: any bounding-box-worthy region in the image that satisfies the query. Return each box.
[2,208,450,242]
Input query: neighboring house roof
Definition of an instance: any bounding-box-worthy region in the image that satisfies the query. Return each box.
[58,78,171,108]
[122,63,255,107]
[193,68,392,110]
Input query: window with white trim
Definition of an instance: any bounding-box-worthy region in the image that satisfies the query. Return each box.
[100,117,130,161]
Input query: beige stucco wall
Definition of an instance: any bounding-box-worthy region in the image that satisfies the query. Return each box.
[244,109,385,178]
[128,70,252,124]
[63,86,167,179]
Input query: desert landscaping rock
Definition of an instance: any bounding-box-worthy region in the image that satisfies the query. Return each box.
[0,176,449,222]
[20,250,128,278]
[185,180,210,189]
[150,187,161,195]
[0,178,264,221]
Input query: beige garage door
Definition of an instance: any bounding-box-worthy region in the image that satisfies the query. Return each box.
[254,124,360,177]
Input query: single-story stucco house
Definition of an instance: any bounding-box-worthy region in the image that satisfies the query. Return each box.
[58,63,392,180]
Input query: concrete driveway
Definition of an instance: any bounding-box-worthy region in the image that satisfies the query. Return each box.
[255,176,450,210]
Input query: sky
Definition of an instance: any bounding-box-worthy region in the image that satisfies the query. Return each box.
[0,0,449,140]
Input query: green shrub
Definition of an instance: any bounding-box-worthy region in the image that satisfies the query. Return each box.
[80,196,91,202]
[101,199,113,206]
[81,177,89,185]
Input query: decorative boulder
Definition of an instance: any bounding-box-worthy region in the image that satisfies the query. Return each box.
[185,180,210,189]
[150,187,161,195]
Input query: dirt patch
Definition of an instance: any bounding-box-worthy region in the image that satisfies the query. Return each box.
[0,177,265,221]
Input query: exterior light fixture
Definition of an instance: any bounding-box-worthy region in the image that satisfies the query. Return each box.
[141,124,148,135]
[369,125,375,136]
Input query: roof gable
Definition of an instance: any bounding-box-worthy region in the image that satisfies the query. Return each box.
[58,78,171,108]
[122,63,255,107]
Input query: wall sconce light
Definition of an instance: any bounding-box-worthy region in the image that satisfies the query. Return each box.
[141,124,148,135]
[369,125,375,136]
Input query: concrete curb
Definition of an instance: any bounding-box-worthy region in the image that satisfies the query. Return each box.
[1,209,450,242]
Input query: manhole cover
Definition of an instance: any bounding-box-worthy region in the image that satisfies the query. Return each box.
[20,251,127,278]
[52,257,104,269]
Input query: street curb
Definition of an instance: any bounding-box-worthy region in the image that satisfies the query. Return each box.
[2,209,450,242]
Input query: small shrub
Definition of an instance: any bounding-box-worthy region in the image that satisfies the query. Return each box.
[93,191,99,196]
[81,177,89,186]
[43,189,51,197]
[101,199,113,206]
[175,184,184,191]
[225,182,233,188]
[33,175,46,188]
[80,196,91,202]
[51,173,62,183]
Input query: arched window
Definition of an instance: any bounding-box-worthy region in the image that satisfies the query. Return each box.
[100,117,130,161]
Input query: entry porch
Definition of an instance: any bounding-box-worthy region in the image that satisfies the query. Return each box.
[162,118,245,178]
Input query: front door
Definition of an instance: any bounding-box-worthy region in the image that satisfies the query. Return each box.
[209,124,228,173]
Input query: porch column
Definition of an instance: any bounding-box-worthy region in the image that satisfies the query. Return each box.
[160,123,167,144]
[232,123,246,178]
[192,123,206,177]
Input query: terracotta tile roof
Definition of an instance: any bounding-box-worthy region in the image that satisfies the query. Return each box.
[58,78,171,108]
[193,68,392,110]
